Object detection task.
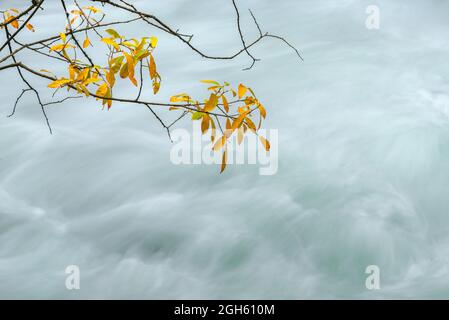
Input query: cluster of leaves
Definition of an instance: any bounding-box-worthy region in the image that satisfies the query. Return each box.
[3,3,274,174]
[1,7,35,31]
[47,6,160,110]
[170,81,270,172]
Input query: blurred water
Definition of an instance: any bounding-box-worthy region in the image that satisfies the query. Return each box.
[1,0,449,298]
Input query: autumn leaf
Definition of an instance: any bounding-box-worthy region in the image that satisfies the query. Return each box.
[101,38,120,51]
[106,71,115,87]
[150,36,158,48]
[105,28,121,39]
[191,111,203,120]
[204,93,218,112]
[95,83,108,97]
[226,118,231,130]
[47,78,71,89]
[258,103,266,119]
[237,126,244,145]
[119,62,129,78]
[210,118,216,143]
[123,52,137,86]
[11,18,19,29]
[238,83,247,98]
[50,43,74,52]
[201,114,210,134]
[231,112,247,131]
[200,80,220,86]
[149,54,156,79]
[83,37,90,48]
[213,135,226,151]
[259,135,270,151]
[221,95,229,113]
[245,117,257,132]
[220,149,227,173]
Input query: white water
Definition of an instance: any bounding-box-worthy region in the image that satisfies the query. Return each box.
[1,0,449,298]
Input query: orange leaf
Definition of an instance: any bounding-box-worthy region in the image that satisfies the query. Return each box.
[237,127,244,145]
[11,19,19,29]
[226,118,231,130]
[201,114,210,134]
[83,38,90,48]
[259,135,270,151]
[204,93,218,112]
[231,112,247,131]
[220,149,227,173]
[258,103,266,119]
[238,83,247,99]
[221,95,229,113]
[149,54,156,79]
[245,117,257,132]
[213,135,226,151]
[123,52,137,86]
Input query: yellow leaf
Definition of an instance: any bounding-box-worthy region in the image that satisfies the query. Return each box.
[95,83,108,98]
[101,38,120,51]
[150,36,158,48]
[76,84,90,97]
[192,112,203,120]
[259,135,270,151]
[76,68,89,82]
[221,95,229,113]
[83,5,101,14]
[220,149,227,173]
[200,80,220,86]
[258,103,266,119]
[201,114,210,134]
[106,71,115,87]
[226,118,231,130]
[123,52,137,86]
[68,65,77,79]
[238,106,250,114]
[153,79,160,94]
[105,28,121,39]
[245,117,257,132]
[213,135,226,151]
[47,78,71,89]
[135,50,150,62]
[237,126,244,145]
[210,118,216,143]
[149,54,156,79]
[83,77,100,85]
[170,93,190,103]
[110,56,124,73]
[238,83,247,99]
[50,44,65,52]
[119,62,129,78]
[231,112,247,131]
[204,93,218,112]
[83,37,90,48]
[26,23,35,32]
[60,33,66,43]
[49,43,74,52]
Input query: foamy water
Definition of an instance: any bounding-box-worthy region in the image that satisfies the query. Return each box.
[1,0,449,298]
